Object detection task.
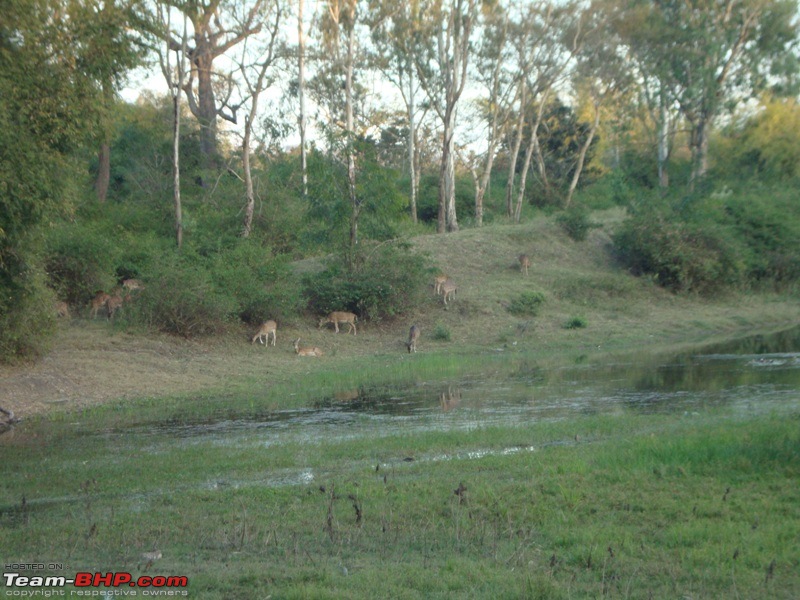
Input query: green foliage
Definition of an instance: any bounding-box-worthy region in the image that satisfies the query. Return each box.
[507,291,546,316]
[718,97,800,181]
[0,251,56,362]
[302,241,431,322]
[131,251,237,337]
[208,242,301,325]
[431,323,452,341]
[613,201,744,294]
[44,222,123,305]
[556,205,601,241]
[563,316,587,329]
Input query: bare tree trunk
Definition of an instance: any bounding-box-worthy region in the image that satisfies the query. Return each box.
[96,143,111,203]
[440,105,459,232]
[505,84,526,219]
[565,103,600,207]
[345,8,359,251]
[172,88,183,249]
[298,0,308,199]
[657,85,669,190]
[407,60,417,223]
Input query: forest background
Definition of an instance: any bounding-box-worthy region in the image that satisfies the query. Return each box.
[1,0,800,362]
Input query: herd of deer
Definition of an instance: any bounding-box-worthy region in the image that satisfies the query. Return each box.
[55,253,533,357]
[55,278,144,322]
[256,253,532,358]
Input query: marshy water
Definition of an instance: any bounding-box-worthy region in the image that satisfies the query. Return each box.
[116,326,800,451]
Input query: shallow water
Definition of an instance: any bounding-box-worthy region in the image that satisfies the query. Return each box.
[114,326,800,450]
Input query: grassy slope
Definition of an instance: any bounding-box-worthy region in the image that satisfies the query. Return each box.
[1,208,797,417]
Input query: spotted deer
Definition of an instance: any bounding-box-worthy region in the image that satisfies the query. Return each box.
[293,338,323,357]
[406,324,420,353]
[319,311,358,335]
[441,279,457,305]
[55,301,70,318]
[434,274,448,295]
[90,292,111,319]
[106,294,124,320]
[518,254,531,276]
[252,320,277,346]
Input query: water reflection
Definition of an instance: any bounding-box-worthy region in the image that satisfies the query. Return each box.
[107,326,800,447]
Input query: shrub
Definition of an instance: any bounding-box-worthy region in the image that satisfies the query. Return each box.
[613,204,744,294]
[131,252,237,337]
[44,222,122,305]
[302,241,431,322]
[507,291,546,317]
[209,242,302,325]
[556,205,601,242]
[431,323,451,341]
[563,316,587,329]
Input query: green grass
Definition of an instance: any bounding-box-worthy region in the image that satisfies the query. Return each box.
[2,403,798,598]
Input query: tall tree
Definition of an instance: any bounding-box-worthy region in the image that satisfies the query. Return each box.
[619,0,799,188]
[416,0,478,233]
[87,0,148,203]
[367,0,427,224]
[1,0,109,358]
[297,0,309,199]
[468,0,517,226]
[236,0,284,237]
[161,0,268,168]
[157,2,189,248]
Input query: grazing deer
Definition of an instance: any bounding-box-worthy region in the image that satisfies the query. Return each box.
[55,301,70,319]
[122,278,144,292]
[319,311,358,335]
[434,274,448,295]
[293,338,323,357]
[518,254,531,276]
[441,279,457,305]
[406,324,420,353]
[252,320,277,346]
[90,292,111,319]
[106,294,123,320]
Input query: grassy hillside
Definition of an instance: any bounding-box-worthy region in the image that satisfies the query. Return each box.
[1,209,797,417]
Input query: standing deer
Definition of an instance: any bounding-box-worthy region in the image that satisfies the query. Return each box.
[518,254,531,276]
[106,294,123,320]
[90,292,111,319]
[122,278,144,292]
[319,311,358,335]
[55,301,70,319]
[441,280,457,305]
[434,274,448,295]
[293,338,323,357]
[407,324,420,353]
[252,320,277,346]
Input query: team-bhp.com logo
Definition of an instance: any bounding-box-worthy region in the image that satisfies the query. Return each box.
[4,572,188,596]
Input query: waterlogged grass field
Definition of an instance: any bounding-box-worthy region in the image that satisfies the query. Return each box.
[2,349,799,599]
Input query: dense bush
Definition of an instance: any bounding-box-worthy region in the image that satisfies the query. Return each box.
[209,241,301,325]
[302,241,431,322]
[507,291,546,316]
[124,242,301,336]
[613,204,744,294]
[44,222,123,306]
[556,205,601,241]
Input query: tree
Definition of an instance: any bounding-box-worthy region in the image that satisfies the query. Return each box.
[160,0,269,168]
[86,0,149,203]
[619,0,799,189]
[506,0,585,221]
[415,0,478,233]
[156,2,189,248]
[468,0,517,226]
[367,0,428,223]
[236,0,284,238]
[1,0,110,358]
